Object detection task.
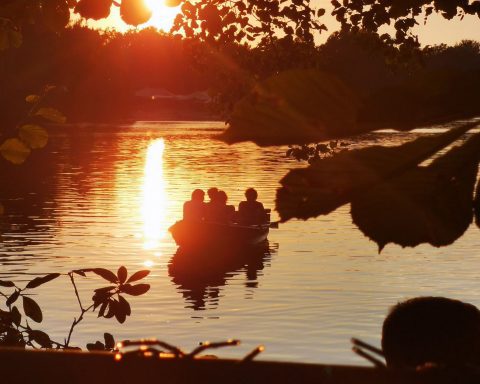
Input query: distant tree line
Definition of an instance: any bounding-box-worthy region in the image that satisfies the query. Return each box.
[0,23,479,126]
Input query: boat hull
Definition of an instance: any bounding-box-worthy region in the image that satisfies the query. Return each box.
[169,220,269,250]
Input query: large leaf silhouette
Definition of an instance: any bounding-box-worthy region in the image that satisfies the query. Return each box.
[276,121,477,222]
[351,131,480,251]
[221,69,362,146]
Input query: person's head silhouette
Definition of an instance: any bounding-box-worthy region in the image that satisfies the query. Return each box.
[207,187,219,202]
[382,296,480,369]
[245,188,258,202]
[191,189,205,203]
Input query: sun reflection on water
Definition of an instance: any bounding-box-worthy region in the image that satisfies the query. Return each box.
[141,139,168,250]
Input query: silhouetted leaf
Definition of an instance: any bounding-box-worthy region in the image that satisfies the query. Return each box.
[29,330,52,348]
[104,333,115,349]
[75,0,113,20]
[118,295,131,316]
[94,286,116,293]
[19,124,48,149]
[11,306,21,326]
[98,300,108,318]
[126,270,150,283]
[117,266,127,284]
[0,280,15,287]
[351,131,480,250]
[104,300,115,318]
[6,290,20,306]
[72,269,86,277]
[92,268,118,283]
[25,273,61,289]
[113,298,127,324]
[23,296,43,323]
[87,341,105,351]
[0,138,31,164]
[276,122,477,222]
[120,283,150,296]
[221,69,361,146]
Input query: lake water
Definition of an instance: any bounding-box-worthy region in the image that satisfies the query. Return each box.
[1,120,480,365]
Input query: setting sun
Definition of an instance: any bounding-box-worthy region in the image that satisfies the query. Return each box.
[144,0,181,31]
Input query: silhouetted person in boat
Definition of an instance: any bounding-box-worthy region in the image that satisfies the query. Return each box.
[238,188,265,225]
[205,190,235,223]
[382,296,480,369]
[183,189,205,221]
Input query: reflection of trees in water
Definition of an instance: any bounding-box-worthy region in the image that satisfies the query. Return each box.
[0,131,124,258]
[168,243,276,311]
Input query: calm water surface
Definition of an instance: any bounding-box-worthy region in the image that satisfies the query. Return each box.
[1,121,480,365]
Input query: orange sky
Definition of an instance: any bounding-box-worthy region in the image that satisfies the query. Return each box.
[83,0,480,47]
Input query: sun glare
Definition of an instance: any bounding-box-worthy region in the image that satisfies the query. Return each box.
[141,139,169,250]
[144,0,181,31]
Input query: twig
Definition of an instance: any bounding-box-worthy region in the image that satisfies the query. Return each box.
[69,272,84,312]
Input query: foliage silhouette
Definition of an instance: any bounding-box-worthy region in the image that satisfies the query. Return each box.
[0,266,150,349]
[277,121,480,250]
[351,131,480,251]
[331,0,480,47]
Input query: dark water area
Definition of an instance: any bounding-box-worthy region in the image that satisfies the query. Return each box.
[1,121,480,364]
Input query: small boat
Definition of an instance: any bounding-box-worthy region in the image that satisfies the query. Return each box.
[169,220,270,250]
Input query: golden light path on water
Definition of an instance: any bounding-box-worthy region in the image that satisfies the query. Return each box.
[141,138,168,255]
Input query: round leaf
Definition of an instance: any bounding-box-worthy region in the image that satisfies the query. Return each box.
[25,95,40,103]
[0,138,31,164]
[19,125,49,149]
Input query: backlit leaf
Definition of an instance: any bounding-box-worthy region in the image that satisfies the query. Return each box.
[35,107,66,124]
[92,268,118,283]
[25,95,40,103]
[126,270,150,283]
[120,0,152,26]
[19,125,48,149]
[25,273,60,289]
[23,296,43,323]
[0,138,31,164]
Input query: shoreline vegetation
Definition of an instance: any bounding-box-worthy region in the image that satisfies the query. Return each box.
[1,24,479,130]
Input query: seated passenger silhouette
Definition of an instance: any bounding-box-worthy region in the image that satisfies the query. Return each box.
[205,190,234,223]
[382,296,480,369]
[238,188,265,225]
[183,189,205,221]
